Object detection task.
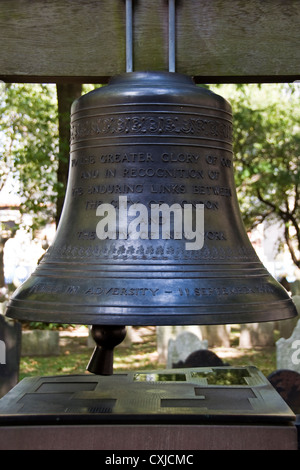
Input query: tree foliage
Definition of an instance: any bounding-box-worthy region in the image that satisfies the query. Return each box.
[212,83,300,269]
[0,83,59,232]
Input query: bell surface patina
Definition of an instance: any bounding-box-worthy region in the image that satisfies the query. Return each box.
[6,72,297,326]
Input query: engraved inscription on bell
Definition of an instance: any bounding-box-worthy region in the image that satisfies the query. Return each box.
[6,72,297,326]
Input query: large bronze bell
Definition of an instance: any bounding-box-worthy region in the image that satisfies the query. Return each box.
[5,72,297,328]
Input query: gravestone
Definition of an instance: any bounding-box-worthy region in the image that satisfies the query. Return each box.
[156,325,206,365]
[21,329,60,356]
[173,349,226,368]
[167,331,208,368]
[0,313,22,398]
[276,319,300,373]
[156,324,230,365]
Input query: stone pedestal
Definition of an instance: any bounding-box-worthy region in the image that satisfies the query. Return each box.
[0,423,296,450]
[0,367,297,450]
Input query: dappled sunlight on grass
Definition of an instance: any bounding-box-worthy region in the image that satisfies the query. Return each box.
[212,346,276,377]
[114,350,159,372]
[19,326,277,380]
[19,354,90,379]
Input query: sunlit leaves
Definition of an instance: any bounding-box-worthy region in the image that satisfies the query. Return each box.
[0,83,59,232]
[211,83,300,267]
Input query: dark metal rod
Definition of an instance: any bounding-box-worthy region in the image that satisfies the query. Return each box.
[169,0,176,72]
[126,0,133,72]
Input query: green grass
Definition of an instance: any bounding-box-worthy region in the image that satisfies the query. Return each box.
[211,346,276,377]
[19,326,277,380]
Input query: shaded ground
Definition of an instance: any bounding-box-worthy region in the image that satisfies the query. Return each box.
[19,326,277,380]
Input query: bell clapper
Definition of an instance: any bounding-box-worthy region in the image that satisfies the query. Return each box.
[86,325,127,375]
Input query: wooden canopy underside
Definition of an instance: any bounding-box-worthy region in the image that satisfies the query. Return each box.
[0,0,299,84]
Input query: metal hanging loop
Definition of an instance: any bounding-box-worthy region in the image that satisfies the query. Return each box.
[125,0,176,73]
[168,0,176,72]
[126,0,133,72]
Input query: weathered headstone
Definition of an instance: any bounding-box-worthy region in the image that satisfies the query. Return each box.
[167,331,208,368]
[21,329,60,356]
[156,325,206,365]
[174,349,226,368]
[0,313,22,398]
[276,319,300,372]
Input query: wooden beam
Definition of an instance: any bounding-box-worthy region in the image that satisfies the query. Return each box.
[0,0,299,83]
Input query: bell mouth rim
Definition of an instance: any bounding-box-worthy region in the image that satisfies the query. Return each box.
[5,297,297,326]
